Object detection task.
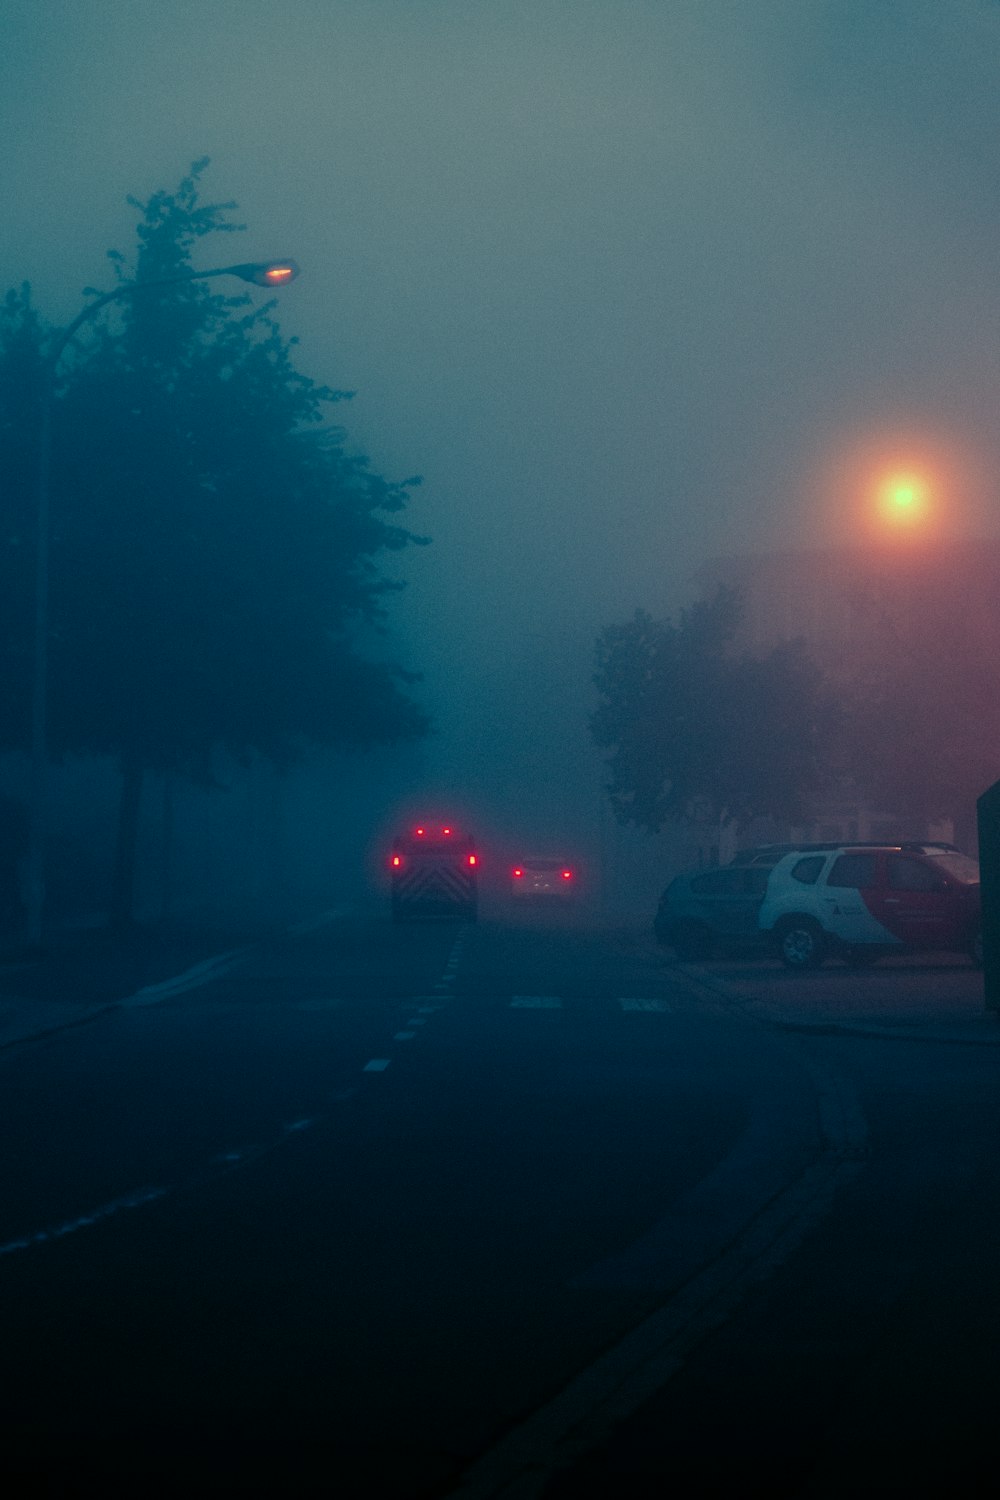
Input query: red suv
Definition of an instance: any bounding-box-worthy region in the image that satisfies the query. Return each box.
[758,843,982,969]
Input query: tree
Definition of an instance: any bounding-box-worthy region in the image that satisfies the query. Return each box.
[590,588,838,833]
[0,162,429,924]
[0,285,46,753]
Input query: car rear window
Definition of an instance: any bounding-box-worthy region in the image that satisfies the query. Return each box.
[827,853,877,889]
[887,856,944,892]
[930,851,980,884]
[791,856,825,885]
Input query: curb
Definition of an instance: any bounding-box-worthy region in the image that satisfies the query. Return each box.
[0,906,351,1052]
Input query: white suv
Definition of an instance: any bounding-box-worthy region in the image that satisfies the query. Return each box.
[758,843,981,969]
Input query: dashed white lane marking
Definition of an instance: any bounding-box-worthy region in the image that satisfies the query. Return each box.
[619,997,671,1012]
[0,1186,168,1256]
[510,996,562,1009]
[363,1058,391,1072]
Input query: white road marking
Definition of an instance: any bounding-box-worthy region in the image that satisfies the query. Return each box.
[363,1058,391,1072]
[0,1186,168,1257]
[510,996,562,1009]
[122,949,249,1006]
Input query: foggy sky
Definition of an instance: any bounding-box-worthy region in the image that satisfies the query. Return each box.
[4,0,1000,833]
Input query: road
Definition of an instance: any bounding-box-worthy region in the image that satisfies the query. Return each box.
[0,906,996,1495]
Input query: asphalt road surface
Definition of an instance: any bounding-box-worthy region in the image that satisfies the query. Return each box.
[0,906,995,1495]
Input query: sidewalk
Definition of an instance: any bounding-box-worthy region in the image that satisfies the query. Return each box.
[676,958,1000,1046]
[0,915,270,1051]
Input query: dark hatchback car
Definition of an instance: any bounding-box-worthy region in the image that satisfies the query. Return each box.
[654,863,774,960]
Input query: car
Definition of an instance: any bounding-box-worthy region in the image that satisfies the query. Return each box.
[653,843,844,960]
[654,863,774,959]
[511,857,576,899]
[758,843,982,969]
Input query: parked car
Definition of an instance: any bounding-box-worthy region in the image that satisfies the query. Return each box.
[758,843,982,969]
[654,863,774,959]
[654,843,844,959]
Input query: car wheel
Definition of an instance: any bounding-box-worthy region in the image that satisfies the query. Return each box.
[671,922,714,962]
[776,916,826,970]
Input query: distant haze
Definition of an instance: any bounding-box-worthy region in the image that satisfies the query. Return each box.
[5,0,1000,853]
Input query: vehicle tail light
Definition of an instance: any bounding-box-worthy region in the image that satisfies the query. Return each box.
[467,854,477,867]
[562,870,572,880]
[513,867,523,878]
[391,854,402,869]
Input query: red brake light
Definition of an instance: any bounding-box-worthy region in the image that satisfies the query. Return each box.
[468,854,477,867]
[562,869,572,880]
[443,826,452,835]
[415,827,425,836]
[513,867,523,878]
[391,854,402,868]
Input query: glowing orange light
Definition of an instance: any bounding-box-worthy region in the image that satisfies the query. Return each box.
[877,471,931,529]
[391,854,401,868]
[264,264,295,283]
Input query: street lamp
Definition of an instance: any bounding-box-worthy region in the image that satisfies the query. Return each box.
[24,259,300,945]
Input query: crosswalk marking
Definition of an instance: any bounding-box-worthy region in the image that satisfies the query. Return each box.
[510,996,563,1009]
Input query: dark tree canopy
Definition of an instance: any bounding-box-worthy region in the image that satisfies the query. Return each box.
[591,588,839,832]
[0,161,429,778]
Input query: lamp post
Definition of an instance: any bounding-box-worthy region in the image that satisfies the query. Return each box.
[24,259,300,946]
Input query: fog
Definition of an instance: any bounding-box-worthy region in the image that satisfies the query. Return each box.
[4,0,1000,912]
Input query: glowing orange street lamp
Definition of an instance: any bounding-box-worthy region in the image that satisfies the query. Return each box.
[226,259,301,287]
[874,470,932,533]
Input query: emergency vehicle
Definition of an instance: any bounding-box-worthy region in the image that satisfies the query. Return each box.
[389,824,478,922]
